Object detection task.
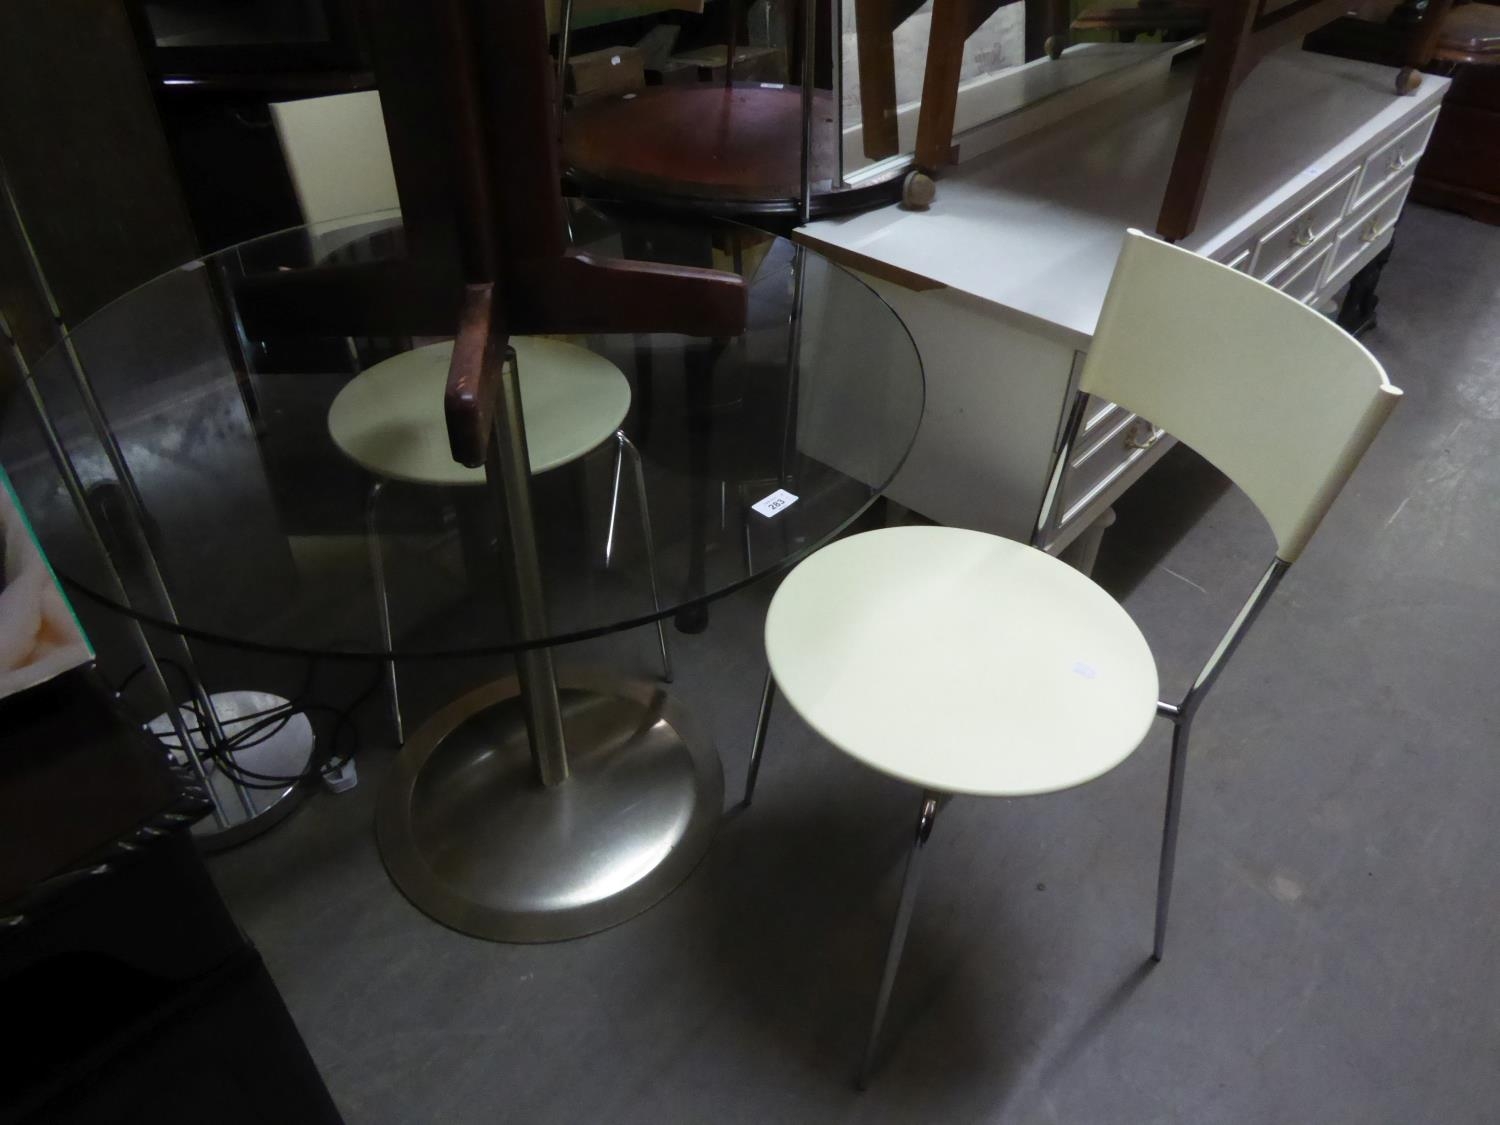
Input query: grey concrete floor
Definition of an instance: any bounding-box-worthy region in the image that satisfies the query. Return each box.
[207,202,1500,1124]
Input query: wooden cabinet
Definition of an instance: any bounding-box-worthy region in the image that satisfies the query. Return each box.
[1412,3,1500,225]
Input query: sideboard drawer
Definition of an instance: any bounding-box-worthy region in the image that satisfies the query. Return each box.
[1058,411,1163,530]
[1277,240,1333,304]
[1082,393,1123,441]
[1249,167,1357,282]
[1351,109,1438,212]
[1330,176,1413,280]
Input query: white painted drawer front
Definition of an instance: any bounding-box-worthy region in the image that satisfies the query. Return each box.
[1277,241,1333,305]
[1351,109,1438,212]
[1331,176,1413,281]
[1251,167,1357,282]
[1080,393,1125,446]
[1058,411,1163,530]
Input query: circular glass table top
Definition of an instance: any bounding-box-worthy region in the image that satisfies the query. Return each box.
[1,204,923,660]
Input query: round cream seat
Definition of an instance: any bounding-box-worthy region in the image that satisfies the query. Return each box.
[328,337,631,485]
[764,525,1159,797]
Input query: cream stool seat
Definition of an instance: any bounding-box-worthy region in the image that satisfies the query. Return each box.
[328,336,669,747]
[328,337,631,484]
[764,525,1158,798]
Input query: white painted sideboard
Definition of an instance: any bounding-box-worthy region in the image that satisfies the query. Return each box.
[798,46,1448,550]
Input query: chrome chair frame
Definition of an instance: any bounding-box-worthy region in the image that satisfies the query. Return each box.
[742,385,1295,1085]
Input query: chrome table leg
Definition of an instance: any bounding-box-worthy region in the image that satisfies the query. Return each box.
[377,345,720,943]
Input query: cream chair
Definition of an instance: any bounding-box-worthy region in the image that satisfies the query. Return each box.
[743,229,1402,1084]
[328,338,671,744]
[272,93,670,742]
[270,90,400,227]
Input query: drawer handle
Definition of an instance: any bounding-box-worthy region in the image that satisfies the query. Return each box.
[1360,220,1381,244]
[1387,151,1409,174]
[1290,220,1316,248]
[1124,422,1162,452]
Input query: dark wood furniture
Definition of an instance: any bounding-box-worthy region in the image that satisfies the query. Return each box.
[1411,3,1500,222]
[1305,0,1498,221]
[849,0,1072,166]
[560,0,905,221]
[910,0,1072,168]
[1305,0,1462,86]
[0,0,197,329]
[0,672,343,1124]
[896,0,1380,239]
[564,85,840,203]
[1071,0,1212,38]
[1156,0,1419,240]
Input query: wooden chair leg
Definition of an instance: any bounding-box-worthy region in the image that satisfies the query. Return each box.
[855,0,901,159]
[743,669,776,806]
[1155,0,1257,240]
[912,0,971,171]
[1045,0,1070,58]
[1396,0,1453,94]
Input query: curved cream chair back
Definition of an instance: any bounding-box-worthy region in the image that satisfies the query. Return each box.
[269,90,400,225]
[1081,230,1402,563]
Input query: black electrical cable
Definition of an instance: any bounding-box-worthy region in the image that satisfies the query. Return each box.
[100,649,384,789]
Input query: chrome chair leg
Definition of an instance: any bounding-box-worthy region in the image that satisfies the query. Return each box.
[366,480,405,746]
[1152,719,1192,961]
[858,790,942,1089]
[619,432,672,682]
[605,430,624,568]
[743,669,776,806]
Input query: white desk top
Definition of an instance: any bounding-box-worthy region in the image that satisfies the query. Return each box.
[801,48,1448,348]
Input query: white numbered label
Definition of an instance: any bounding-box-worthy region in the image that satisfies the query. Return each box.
[751,489,799,518]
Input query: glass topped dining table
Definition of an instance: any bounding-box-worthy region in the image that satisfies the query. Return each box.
[0,203,924,941]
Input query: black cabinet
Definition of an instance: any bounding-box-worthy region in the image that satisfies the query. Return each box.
[0,673,343,1125]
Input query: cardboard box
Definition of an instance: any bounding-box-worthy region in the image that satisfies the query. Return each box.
[659,45,787,86]
[566,46,647,98]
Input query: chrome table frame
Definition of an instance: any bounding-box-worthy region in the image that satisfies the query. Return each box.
[374,345,724,943]
[1,168,312,851]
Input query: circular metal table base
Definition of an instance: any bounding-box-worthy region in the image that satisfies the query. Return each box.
[377,670,723,943]
[148,690,315,852]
